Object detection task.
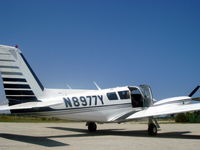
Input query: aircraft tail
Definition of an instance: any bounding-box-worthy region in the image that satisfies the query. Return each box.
[0,45,44,106]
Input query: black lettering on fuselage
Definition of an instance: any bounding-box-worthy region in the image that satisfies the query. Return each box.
[92,96,97,105]
[63,95,104,108]
[98,95,104,104]
[80,96,87,106]
[72,97,80,107]
[63,98,72,107]
[86,96,92,106]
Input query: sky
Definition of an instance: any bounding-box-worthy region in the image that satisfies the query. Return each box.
[0,0,200,100]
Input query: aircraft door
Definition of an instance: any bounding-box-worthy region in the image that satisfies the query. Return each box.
[129,87,144,108]
[139,85,153,107]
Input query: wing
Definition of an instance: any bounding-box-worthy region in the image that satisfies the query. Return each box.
[126,103,200,120]
[110,96,200,122]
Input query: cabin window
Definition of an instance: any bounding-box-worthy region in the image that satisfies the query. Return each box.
[107,92,118,100]
[118,91,130,99]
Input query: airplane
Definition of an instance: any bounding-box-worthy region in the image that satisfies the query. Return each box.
[0,44,200,136]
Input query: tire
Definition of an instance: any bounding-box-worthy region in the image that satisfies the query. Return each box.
[88,122,97,132]
[148,123,157,136]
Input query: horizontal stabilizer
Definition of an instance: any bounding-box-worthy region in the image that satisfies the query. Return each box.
[0,100,62,111]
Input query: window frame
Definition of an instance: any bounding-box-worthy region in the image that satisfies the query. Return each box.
[107,92,119,100]
[118,90,130,100]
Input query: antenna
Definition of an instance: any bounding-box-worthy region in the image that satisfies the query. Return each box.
[67,84,72,89]
[93,81,101,90]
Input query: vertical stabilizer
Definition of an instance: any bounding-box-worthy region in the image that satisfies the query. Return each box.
[0,45,44,106]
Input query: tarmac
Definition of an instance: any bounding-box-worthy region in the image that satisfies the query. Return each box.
[0,122,200,150]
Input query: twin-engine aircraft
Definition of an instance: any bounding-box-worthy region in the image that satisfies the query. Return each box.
[0,45,200,135]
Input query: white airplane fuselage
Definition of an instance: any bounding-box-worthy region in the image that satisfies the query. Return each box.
[12,86,146,123]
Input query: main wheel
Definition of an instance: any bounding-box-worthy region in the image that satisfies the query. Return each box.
[87,122,97,132]
[148,123,157,136]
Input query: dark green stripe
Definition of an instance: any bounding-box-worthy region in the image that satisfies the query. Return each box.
[7,97,39,106]
[1,72,23,75]
[6,96,37,100]
[5,90,34,95]
[0,59,15,62]
[0,66,19,69]
[3,78,26,82]
[3,84,30,89]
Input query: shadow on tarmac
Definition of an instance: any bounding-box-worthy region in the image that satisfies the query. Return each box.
[1,127,200,147]
[0,133,69,147]
[48,127,200,140]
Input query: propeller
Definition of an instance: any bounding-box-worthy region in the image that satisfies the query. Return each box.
[188,85,200,101]
[188,85,200,97]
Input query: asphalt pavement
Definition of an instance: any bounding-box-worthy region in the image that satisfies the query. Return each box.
[0,122,200,150]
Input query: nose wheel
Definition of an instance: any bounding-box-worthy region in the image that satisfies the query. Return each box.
[86,122,97,132]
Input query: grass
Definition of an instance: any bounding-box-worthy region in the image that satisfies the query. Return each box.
[2,114,200,124]
[157,118,176,124]
[0,114,176,124]
[0,114,69,123]
[175,112,200,123]
[130,118,176,124]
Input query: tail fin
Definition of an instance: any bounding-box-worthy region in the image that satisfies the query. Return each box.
[0,45,44,106]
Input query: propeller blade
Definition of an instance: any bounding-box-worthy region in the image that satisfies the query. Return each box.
[189,85,200,97]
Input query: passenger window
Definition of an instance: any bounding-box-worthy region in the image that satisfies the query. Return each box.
[118,91,130,99]
[107,92,118,100]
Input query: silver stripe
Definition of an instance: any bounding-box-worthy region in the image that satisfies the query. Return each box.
[3,82,28,84]
[0,53,11,55]
[1,75,26,80]
[4,89,32,91]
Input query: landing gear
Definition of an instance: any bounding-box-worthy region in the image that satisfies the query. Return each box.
[148,118,160,136]
[86,122,97,132]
